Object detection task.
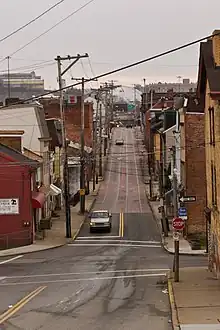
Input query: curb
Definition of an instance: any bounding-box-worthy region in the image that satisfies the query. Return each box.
[0,242,66,258]
[72,196,97,241]
[163,244,207,256]
[167,273,180,330]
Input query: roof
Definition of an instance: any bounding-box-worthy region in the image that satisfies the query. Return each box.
[0,143,39,167]
[197,39,220,95]
[185,96,204,113]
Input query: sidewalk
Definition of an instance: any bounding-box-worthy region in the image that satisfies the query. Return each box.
[145,182,206,256]
[168,267,220,329]
[0,182,101,257]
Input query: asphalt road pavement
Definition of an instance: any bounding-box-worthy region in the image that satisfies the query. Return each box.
[0,127,207,329]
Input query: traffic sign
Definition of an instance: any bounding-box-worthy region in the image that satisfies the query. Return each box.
[80,189,85,196]
[173,217,185,230]
[127,104,135,111]
[173,231,180,241]
[179,196,196,203]
[178,207,187,219]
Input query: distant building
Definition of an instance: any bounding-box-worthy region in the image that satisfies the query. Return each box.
[147,78,196,93]
[0,71,44,102]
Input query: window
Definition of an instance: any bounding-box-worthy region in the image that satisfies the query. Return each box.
[211,161,217,206]
[209,107,215,145]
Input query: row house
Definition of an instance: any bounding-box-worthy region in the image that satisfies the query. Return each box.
[148,93,207,245]
[40,95,95,199]
[197,30,220,276]
[0,103,63,248]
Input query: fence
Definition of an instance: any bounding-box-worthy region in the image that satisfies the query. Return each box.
[0,229,32,250]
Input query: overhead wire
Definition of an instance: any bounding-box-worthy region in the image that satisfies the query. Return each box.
[0,0,65,44]
[0,30,219,110]
[5,0,97,59]
[0,60,55,73]
[1,29,218,108]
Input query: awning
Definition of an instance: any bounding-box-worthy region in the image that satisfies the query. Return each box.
[32,191,45,208]
[50,184,62,196]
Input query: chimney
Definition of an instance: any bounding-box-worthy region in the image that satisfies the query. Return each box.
[212,30,220,67]
[0,130,24,152]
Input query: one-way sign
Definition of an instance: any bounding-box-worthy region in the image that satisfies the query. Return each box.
[179,196,196,203]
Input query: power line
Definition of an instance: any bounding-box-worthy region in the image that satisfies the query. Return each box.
[6,0,97,59]
[0,0,65,44]
[0,60,54,73]
[1,30,220,108]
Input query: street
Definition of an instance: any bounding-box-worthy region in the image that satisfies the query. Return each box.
[0,127,206,330]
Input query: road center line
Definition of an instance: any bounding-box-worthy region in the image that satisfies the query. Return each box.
[121,211,124,237]
[3,268,170,279]
[0,286,46,323]
[0,273,167,286]
[0,255,23,265]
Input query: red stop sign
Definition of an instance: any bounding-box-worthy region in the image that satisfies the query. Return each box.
[173,217,185,230]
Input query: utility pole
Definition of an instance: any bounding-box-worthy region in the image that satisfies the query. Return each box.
[55,53,88,236]
[7,56,10,99]
[56,56,71,238]
[92,97,99,190]
[144,80,153,200]
[80,77,86,213]
[172,145,180,282]
[99,102,102,177]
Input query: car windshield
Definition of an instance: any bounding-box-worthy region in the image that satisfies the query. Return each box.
[91,212,109,218]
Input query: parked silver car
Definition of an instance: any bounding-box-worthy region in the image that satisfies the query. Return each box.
[89,210,112,233]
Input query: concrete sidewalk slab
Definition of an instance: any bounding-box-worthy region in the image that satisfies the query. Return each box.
[169,267,220,328]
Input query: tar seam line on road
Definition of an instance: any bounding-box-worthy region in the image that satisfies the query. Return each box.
[0,255,23,265]
[3,268,170,279]
[133,129,143,213]
[0,273,168,286]
[100,144,113,204]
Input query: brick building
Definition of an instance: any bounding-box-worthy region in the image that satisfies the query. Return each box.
[40,96,93,147]
[197,30,220,276]
[0,143,39,249]
[179,97,206,241]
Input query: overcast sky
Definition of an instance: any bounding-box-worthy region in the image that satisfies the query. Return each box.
[0,0,219,91]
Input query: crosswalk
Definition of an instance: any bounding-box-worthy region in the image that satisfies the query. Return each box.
[68,236,162,248]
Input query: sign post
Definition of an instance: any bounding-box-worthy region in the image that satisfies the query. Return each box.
[172,217,185,282]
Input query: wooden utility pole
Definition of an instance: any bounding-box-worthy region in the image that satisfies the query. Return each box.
[172,145,180,282]
[80,77,86,214]
[99,102,102,177]
[92,97,99,190]
[55,53,88,236]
